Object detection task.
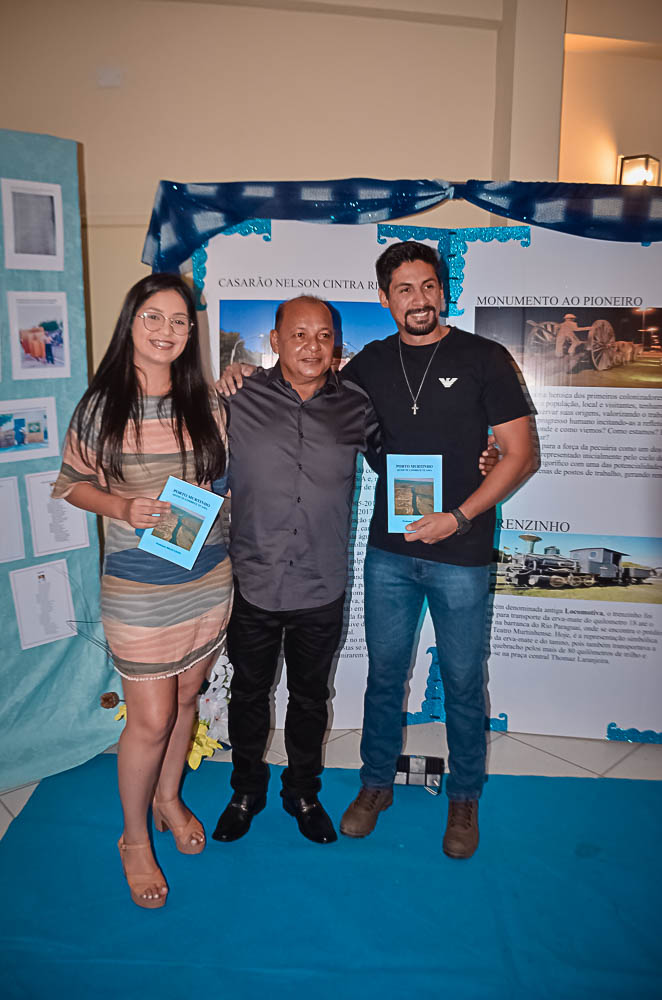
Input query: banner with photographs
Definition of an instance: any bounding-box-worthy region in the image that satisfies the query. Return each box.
[0,130,117,791]
[201,221,662,742]
[462,230,662,741]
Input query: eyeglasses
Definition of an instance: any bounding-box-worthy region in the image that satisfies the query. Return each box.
[136,310,193,336]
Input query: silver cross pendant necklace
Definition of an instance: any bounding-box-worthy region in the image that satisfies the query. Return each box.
[398,335,443,415]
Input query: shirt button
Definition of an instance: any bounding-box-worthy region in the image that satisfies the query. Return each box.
[298,463,302,471]
[297,496,302,503]
[289,560,294,566]
[293,528,298,534]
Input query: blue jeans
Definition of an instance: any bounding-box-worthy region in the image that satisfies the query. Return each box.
[360,546,490,801]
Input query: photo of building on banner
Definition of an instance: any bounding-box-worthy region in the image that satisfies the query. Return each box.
[7,291,71,380]
[219,299,393,372]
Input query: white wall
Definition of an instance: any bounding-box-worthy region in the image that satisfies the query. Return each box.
[566,0,662,43]
[560,0,662,183]
[559,45,662,183]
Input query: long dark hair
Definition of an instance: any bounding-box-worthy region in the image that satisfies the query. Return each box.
[73,273,225,483]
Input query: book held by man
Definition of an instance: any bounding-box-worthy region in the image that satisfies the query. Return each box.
[386,454,443,533]
[138,475,224,570]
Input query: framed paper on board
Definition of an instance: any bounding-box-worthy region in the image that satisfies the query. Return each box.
[1,177,64,271]
[7,291,71,379]
[0,477,25,563]
[0,396,59,464]
[9,559,76,650]
[25,470,89,557]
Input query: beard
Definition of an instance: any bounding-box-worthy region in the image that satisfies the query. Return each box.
[403,308,439,337]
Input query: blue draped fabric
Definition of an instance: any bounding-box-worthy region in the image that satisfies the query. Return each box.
[454,179,662,245]
[142,177,662,272]
[142,178,452,272]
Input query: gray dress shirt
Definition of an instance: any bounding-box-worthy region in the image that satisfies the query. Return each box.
[226,363,379,612]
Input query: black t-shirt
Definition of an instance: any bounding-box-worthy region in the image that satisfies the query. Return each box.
[341,327,531,566]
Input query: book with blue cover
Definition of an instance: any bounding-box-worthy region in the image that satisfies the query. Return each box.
[137,476,224,570]
[386,454,443,533]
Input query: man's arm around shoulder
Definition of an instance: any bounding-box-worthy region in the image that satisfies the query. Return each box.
[217,362,258,396]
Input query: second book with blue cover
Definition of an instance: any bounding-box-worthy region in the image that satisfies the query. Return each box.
[386,454,443,533]
[138,476,224,570]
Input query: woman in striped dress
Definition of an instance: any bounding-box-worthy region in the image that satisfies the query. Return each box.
[53,273,232,908]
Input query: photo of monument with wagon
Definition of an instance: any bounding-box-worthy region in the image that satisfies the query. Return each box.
[474,305,662,389]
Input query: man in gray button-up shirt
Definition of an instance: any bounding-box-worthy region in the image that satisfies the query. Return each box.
[212,296,379,846]
[226,345,377,614]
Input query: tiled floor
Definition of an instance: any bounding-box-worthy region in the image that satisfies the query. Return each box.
[1,725,660,840]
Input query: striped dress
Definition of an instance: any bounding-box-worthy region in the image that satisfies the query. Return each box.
[52,394,233,680]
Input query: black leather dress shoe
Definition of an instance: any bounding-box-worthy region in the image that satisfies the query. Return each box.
[212,792,267,842]
[282,795,338,844]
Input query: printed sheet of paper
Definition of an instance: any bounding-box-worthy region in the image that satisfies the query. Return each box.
[1,177,64,271]
[0,476,25,563]
[9,559,76,650]
[7,290,71,380]
[25,470,89,557]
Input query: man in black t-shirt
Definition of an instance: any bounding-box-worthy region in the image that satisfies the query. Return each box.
[339,241,535,858]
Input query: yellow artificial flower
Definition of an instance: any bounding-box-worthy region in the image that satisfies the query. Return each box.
[108,708,219,768]
[186,717,222,770]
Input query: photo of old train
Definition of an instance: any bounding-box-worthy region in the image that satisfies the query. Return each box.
[495,531,662,603]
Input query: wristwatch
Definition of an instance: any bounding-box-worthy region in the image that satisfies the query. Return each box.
[450,507,473,536]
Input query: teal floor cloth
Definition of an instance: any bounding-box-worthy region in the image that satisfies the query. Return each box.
[1,755,660,1000]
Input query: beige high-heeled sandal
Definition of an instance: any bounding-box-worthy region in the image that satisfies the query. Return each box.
[152,800,206,855]
[117,836,168,908]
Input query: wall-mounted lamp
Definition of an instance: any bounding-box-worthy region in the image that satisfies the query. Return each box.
[617,154,660,186]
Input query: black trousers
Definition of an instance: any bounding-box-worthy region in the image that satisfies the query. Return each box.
[226,584,345,798]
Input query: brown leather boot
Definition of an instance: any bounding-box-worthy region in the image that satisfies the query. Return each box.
[443,800,479,858]
[340,787,393,838]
